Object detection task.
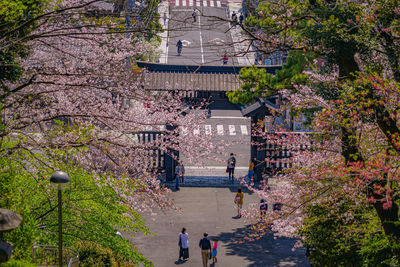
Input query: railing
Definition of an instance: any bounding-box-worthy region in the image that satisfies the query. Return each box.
[32,245,79,267]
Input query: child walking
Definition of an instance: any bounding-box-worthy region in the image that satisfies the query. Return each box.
[212,239,218,263]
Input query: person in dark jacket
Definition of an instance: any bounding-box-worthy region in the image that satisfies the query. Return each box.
[227,153,236,182]
[199,233,211,267]
[239,13,244,24]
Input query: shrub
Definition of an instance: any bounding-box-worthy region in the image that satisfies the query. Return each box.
[0,259,38,267]
[75,240,116,267]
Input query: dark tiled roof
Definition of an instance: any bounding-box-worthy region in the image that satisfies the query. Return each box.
[143,71,242,91]
[241,98,278,116]
[137,61,282,74]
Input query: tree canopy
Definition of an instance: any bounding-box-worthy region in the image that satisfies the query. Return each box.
[235,0,400,264]
[1,0,213,264]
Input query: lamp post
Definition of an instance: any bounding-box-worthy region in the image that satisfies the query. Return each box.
[50,171,70,267]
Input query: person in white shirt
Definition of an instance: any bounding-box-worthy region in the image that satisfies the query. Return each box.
[178,227,189,261]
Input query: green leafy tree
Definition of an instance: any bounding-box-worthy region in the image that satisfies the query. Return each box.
[0,135,152,265]
[0,0,48,85]
[226,51,310,105]
[235,0,400,263]
[301,201,397,266]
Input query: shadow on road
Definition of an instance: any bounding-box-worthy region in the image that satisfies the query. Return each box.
[212,226,311,267]
[174,259,187,265]
[208,99,242,110]
[228,185,255,195]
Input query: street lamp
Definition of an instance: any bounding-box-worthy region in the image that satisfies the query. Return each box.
[50,171,70,267]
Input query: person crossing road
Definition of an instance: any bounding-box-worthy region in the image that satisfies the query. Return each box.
[176,40,183,56]
[192,9,197,22]
[231,11,237,28]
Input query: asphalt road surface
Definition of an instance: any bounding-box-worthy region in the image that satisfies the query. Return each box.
[168,7,237,65]
[129,187,310,267]
[180,100,251,177]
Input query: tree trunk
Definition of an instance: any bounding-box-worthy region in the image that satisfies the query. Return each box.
[338,53,400,259]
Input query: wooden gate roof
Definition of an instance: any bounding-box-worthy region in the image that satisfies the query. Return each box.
[143,71,242,91]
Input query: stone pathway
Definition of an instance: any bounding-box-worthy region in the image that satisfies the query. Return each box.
[129,187,311,267]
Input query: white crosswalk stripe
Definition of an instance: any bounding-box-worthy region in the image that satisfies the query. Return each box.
[180,126,188,135]
[240,125,248,135]
[217,125,224,135]
[229,125,236,135]
[205,125,212,135]
[180,125,249,136]
[170,0,226,6]
[193,126,200,135]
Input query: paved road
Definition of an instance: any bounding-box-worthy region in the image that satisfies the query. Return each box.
[168,7,237,65]
[180,100,251,176]
[129,187,310,267]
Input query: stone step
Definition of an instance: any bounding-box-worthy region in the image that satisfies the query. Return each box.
[163,175,250,187]
[184,166,249,177]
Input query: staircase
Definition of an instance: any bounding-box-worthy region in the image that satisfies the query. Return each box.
[162,175,251,187]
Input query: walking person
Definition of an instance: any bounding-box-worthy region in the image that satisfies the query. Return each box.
[239,13,244,24]
[199,233,211,267]
[178,228,189,261]
[192,9,197,22]
[234,188,244,217]
[163,12,167,25]
[248,158,255,183]
[211,239,218,263]
[227,153,236,182]
[176,161,185,183]
[231,11,237,27]
[176,40,183,56]
[221,54,228,65]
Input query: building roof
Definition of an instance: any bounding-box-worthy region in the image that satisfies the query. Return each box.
[241,98,278,117]
[137,61,282,74]
[143,71,242,91]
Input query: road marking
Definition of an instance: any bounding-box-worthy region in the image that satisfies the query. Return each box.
[217,125,224,135]
[240,125,248,135]
[229,125,236,135]
[198,13,204,63]
[210,116,247,119]
[209,0,214,6]
[217,0,221,7]
[203,0,207,6]
[189,0,193,6]
[205,124,212,135]
[180,126,188,135]
[182,40,191,46]
[193,126,200,135]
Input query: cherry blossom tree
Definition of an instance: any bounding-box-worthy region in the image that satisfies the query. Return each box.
[1,0,215,263]
[233,0,400,263]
